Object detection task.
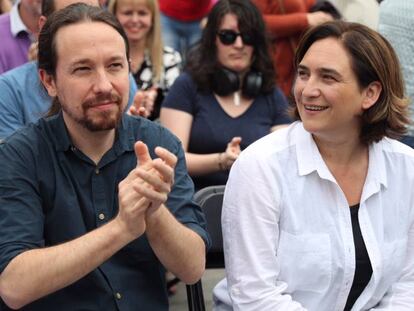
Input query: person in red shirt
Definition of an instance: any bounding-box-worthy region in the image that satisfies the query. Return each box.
[253,0,333,96]
[159,0,216,59]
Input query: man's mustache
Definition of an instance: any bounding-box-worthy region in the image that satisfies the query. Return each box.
[83,93,122,109]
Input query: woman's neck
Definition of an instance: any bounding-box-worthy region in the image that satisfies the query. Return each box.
[129,39,146,73]
[314,133,369,206]
[314,133,366,167]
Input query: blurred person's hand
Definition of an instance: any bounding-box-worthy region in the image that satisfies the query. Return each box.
[27,42,38,62]
[307,11,334,27]
[128,100,147,118]
[0,0,12,13]
[219,136,242,170]
[200,17,208,29]
[128,88,158,118]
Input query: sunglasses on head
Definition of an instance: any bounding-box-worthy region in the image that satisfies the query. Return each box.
[217,30,255,46]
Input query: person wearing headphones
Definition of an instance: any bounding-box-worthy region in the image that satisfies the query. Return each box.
[160,0,290,190]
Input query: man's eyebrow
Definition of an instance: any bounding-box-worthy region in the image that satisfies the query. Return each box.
[69,55,126,67]
[69,59,92,68]
[107,55,127,63]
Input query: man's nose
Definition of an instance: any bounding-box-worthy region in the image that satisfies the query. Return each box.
[93,70,113,94]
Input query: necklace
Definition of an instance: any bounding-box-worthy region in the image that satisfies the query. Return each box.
[233,91,241,106]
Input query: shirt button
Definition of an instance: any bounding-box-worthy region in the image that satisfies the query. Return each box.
[115,292,122,300]
[98,213,105,220]
[95,168,100,174]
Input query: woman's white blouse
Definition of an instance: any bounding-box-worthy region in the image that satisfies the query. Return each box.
[219,122,414,311]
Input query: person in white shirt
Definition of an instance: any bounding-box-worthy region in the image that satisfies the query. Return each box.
[213,20,414,311]
[329,0,379,30]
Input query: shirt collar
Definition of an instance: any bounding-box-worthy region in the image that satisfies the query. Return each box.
[294,121,388,195]
[363,140,388,197]
[114,114,136,155]
[10,2,30,38]
[47,112,71,151]
[295,122,335,182]
[49,112,136,155]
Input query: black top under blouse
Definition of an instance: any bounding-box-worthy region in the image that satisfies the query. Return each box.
[344,204,373,310]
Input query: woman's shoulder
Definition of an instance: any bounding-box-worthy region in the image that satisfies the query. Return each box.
[378,137,414,158]
[257,86,291,123]
[242,123,300,158]
[162,72,201,111]
[264,86,287,101]
[258,86,287,103]
[171,71,197,89]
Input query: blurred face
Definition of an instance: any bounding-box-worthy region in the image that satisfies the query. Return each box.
[54,0,99,11]
[294,37,375,141]
[216,13,254,74]
[41,21,130,133]
[20,0,42,16]
[115,0,152,43]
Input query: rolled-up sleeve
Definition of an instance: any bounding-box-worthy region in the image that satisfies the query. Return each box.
[0,137,45,273]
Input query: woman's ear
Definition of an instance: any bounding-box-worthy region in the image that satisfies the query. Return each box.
[362,81,382,110]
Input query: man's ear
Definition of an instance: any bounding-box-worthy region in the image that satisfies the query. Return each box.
[39,69,57,97]
[38,15,47,31]
[362,81,382,110]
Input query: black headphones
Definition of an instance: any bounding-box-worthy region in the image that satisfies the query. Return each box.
[212,67,262,98]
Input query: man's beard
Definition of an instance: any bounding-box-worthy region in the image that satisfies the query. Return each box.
[61,93,123,132]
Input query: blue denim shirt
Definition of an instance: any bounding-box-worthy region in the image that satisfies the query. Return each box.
[0,113,210,310]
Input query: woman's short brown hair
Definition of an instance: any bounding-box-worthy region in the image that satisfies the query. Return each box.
[291,20,410,145]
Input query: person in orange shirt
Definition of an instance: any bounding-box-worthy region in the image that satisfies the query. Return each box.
[253,0,334,96]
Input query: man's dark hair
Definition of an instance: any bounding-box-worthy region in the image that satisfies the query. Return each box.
[186,0,275,94]
[38,3,129,77]
[41,0,55,18]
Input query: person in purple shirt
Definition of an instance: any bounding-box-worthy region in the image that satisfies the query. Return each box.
[0,0,41,74]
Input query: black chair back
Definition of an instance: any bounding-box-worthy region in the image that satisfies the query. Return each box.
[186,185,226,311]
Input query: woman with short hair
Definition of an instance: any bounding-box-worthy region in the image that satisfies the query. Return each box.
[214,20,414,311]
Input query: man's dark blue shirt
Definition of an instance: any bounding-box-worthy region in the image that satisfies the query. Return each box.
[0,113,210,310]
